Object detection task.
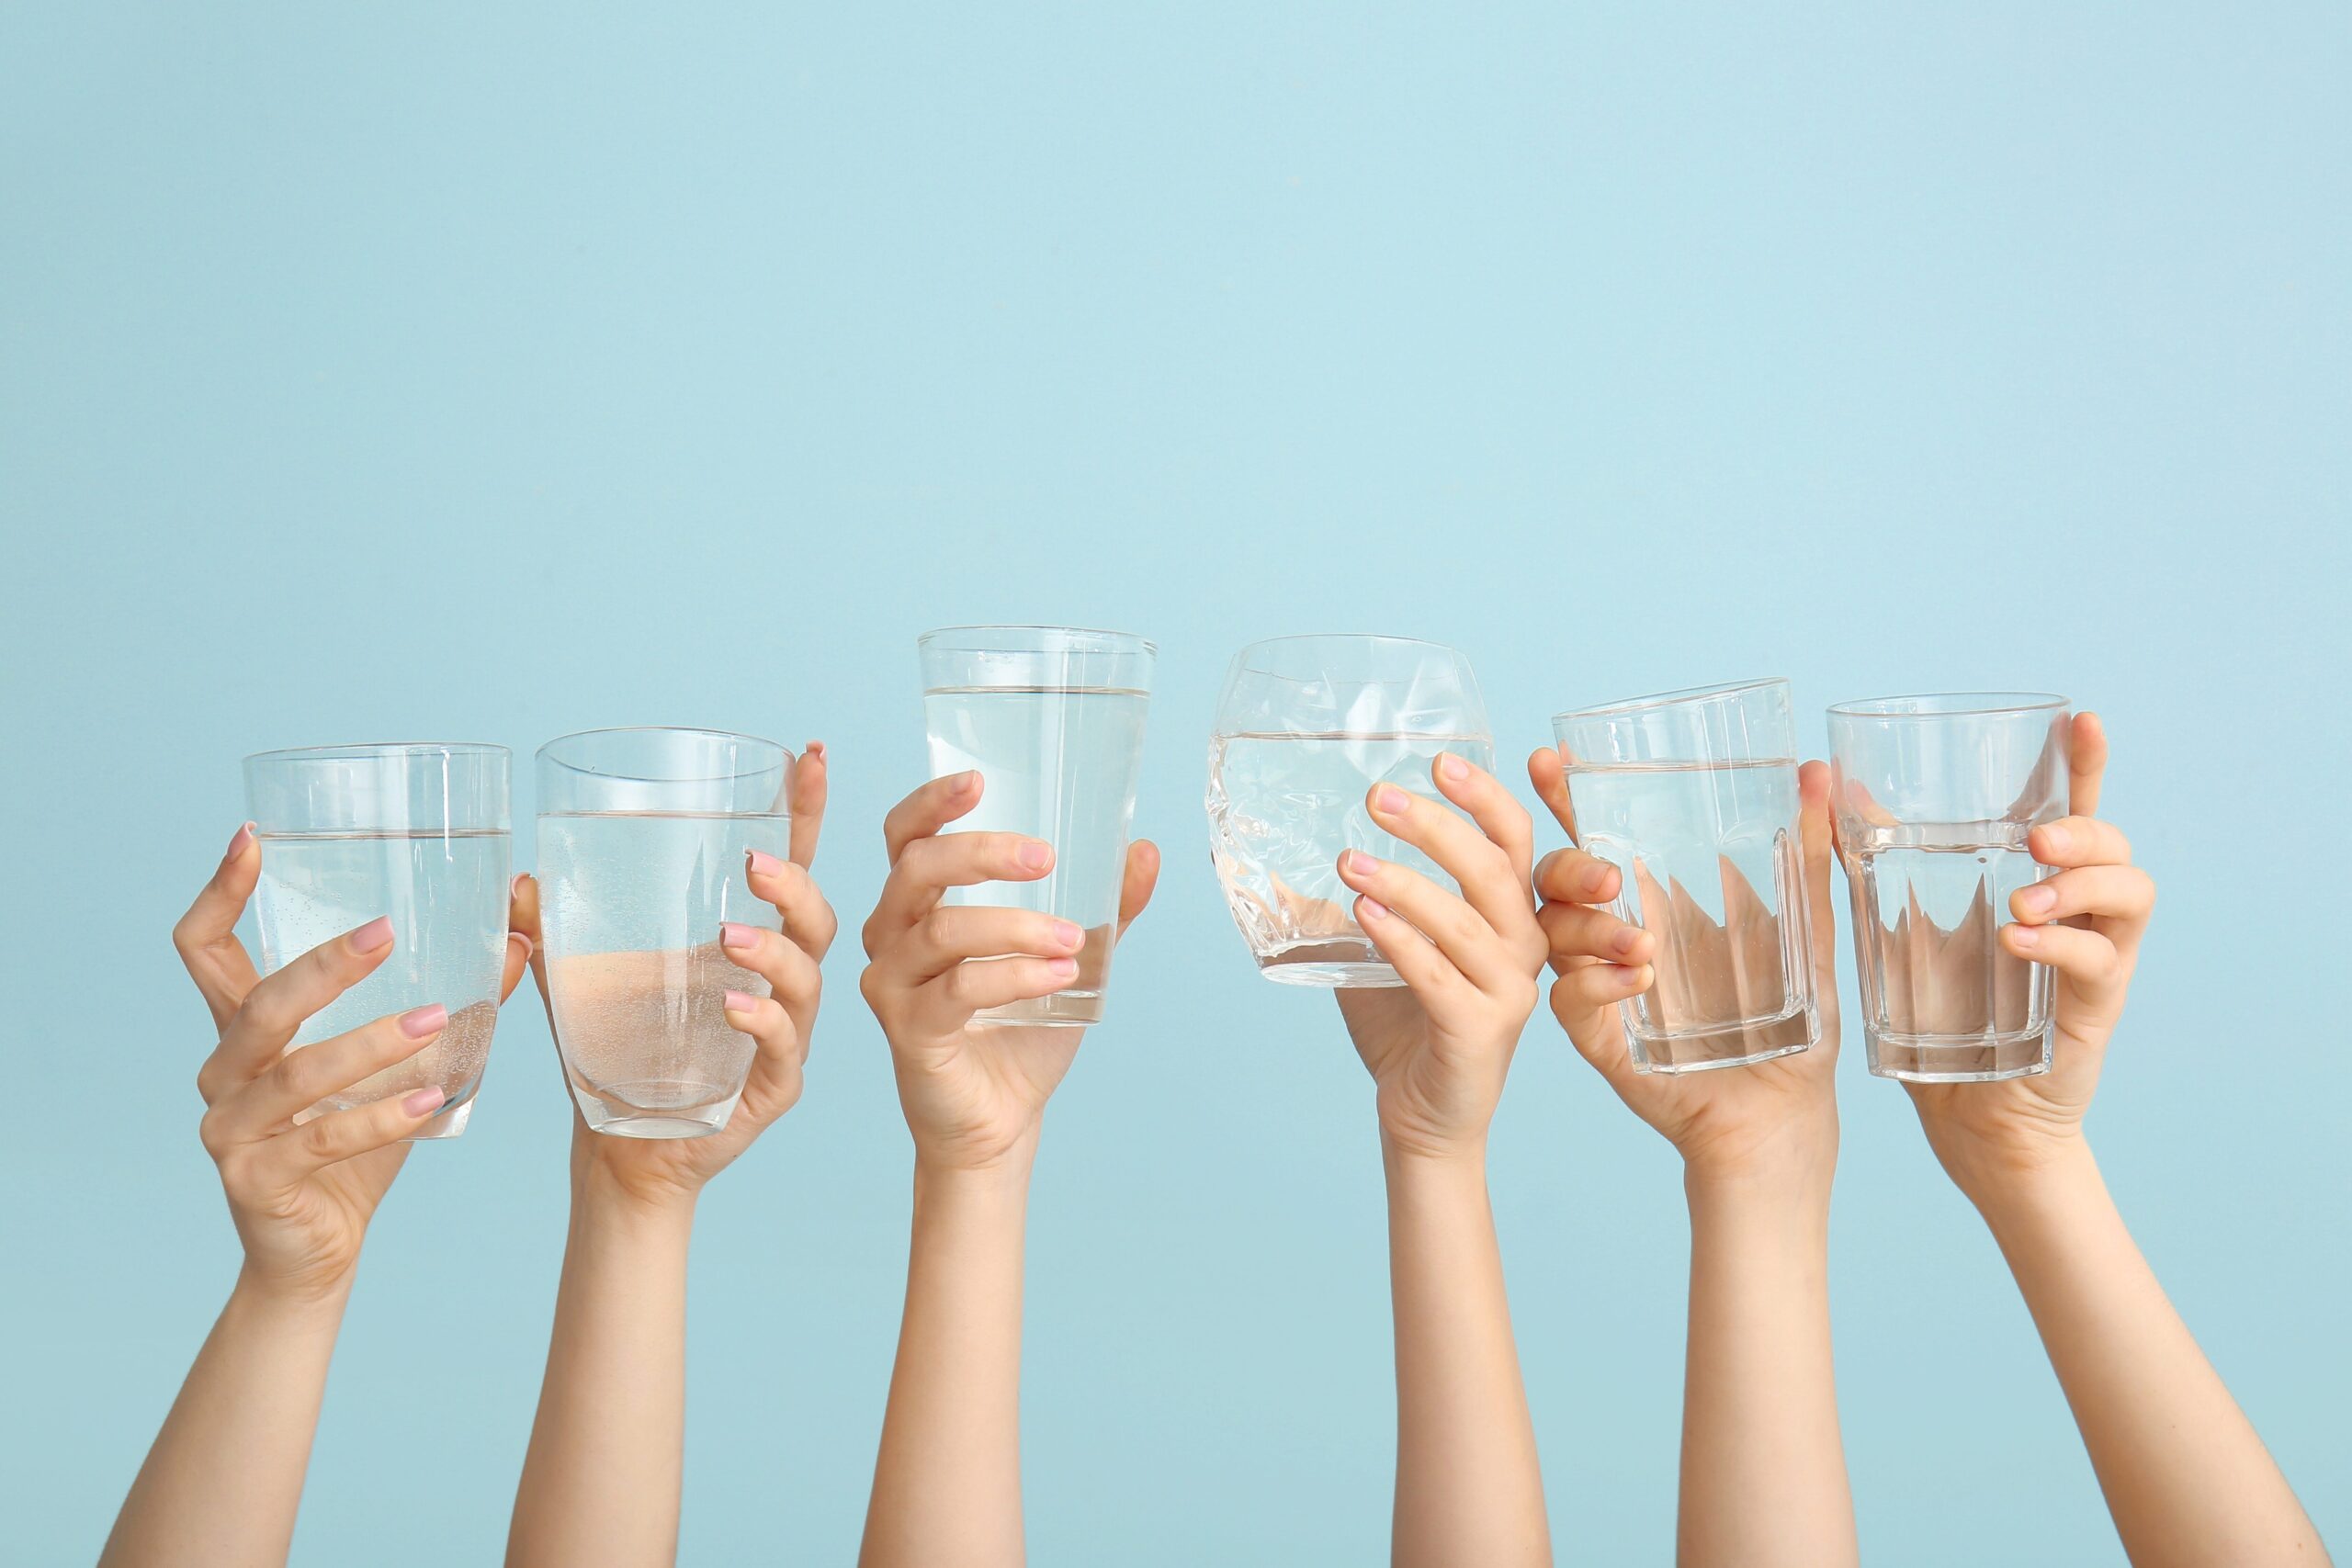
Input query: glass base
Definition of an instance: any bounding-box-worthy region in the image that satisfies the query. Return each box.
[1867,1026,2052,1083]
[574,1077,743,1138]
[1256,938,1406,989]
[404,1094,475,1141]
[972,990,1103,1028]
[1629,1005,1815,1076]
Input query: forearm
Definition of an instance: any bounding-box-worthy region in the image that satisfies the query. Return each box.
[505,1179,695,1568]
[100,1271,351,1568]
[1973,1145,2326,1567]
[1677,1163,1855,1568]
[860,1152,1035,1568]
[1384,1136,1550,1568]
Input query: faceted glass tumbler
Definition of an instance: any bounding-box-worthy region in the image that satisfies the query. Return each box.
[1555,678,1816,1074]
[537,728,793,1137]
[1826,694,2071,1083]
[243,742,512,1140]
[1208,635,1493,987]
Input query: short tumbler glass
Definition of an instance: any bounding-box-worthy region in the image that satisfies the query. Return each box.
[920,626,1156,1027]
[1826,693,2072,1083]
[244,742,512,1140]
[1555,678,1816,1073]
[537,728,794,1136]
[1208,635,1493,987]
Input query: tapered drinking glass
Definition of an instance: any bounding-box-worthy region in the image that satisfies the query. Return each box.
[537,728,793,1137]
[1208,635,1493,987]
[243,742,512,1140]
[1826,693,2071,1082]
[920,626,1155,1027]
[1555,678,1816,1073]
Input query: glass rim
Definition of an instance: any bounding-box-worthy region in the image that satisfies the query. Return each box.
[535,726,789,784]
[918,624,1158,656]
[243,740,508,766]
[1826,692,2069,720]
[1231,632,1466,673]
[1554,675,1788,727]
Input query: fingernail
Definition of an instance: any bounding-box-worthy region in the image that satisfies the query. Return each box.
[1046,956,1079,979]
[511,873,529,900]
[350,916,396,954]
[2009,925,2041,950]
[1440,754,1470,783]
[1018,841,1052,871]
[506,930,535,963]
[956,770,981,793]
[1611,927,1637,956]
[401,1086,447,1117]
[399,1003,447,1038]
[1052,919,1082,948]
[806,739,826,758]
[224,822,255,860]
[1582,863,1613,897]
[1359,896,1390,922]
[1619,965,1646,988]
[723,988,758,1011]
[721,921,760,952]
[1342,850,1374,877]
[747,848,785,876]
[2041,825,2072,855]
[1373,784,1408,815]
[2018,885,2056,917]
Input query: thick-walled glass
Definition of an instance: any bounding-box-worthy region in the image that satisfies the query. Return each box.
[243,742,512,1139]
[1826,694,2071,1082]
[1208,635,1493,987]
[1556,678,1815,1073]
[537,728,792,1136]
[920,626,1155,1027]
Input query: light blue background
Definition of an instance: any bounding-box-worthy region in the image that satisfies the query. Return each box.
[4,3,2346,1563]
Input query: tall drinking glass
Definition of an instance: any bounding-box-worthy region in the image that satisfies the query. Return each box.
[244,742,512,1139]
[536,728,793,1136]
[1208,635,1493,987]
[919,626,1155,1027]
[1555,679,1815,1073]
[1826,694,2072,1082]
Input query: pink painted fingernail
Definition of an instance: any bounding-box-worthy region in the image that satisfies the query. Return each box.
[349,916,396,954]
[1373,785,1408,814]
[224,821,255,860]
[401,1086,447,1117]
[1052,919,1082,948]
[747,848,785,876]
[721,921,760,951]
[723,988,758,1011]
[1046,957,1079,979]
[1359,896,1390,921]
[2008,925,2041,950]
[1344,850,1377,876]
[1018,840,1052,871]
[399,1004,447,1038]
[2017,885,2056,917]
[1440,754,1471,782]
[511,873,530,900]
[507,930,535,963]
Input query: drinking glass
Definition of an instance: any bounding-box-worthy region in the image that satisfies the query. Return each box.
[1826,693,2072,1082]
[536,728,794,1137]
[1555,678,1815,1073]
[1208,635,1493,987]
[919,626,1155,1027]
[244,742,512,1140]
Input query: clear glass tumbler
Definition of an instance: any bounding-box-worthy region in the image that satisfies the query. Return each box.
[1555,678,1816,1073]
[1826,693,2072,1082]
[1208,635,1494,987]
[919,626,1155,1027]
[536,728,794,1136]
[244,742,512,1139]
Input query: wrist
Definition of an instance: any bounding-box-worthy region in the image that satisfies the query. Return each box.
[227,1265,354,1330]
[571,1163,700,1238]
[1379,1126,1489,1174]
[1959,1137,2105,1233]
[1681,1136,1838,1213]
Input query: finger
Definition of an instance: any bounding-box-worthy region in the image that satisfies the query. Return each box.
[2003,920,2123,994]
[719,920,828,1014]
[1430,752,1538,901]
[1365,781,1526,940]
[788,742,830,867]
[1527,745,1580,843]
[510,873,551,1011]
[1796,760,1841,1027]
[174,822,264,1030]
[881,906,1085,985]
[209,1003,447,1143]
[1352,894,1470,1000]
[2010,864,2155,928]
[1548,963,1652,1062]
[882,771,986,861]
[499,919,535,1005]
[722,987,808,1128]
[2029,816,2132,870]
[860,832,1053,952]
[748,849,840,960]
[238,1085,446,1191]
[1537,900,1652,967]
[913,954,1080,1032]
[206,915,400,1090]
[1336,849,1515,989]
[2067,711,2108,818]
[1533,846,1621,908]
[1114,840,1160,942]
